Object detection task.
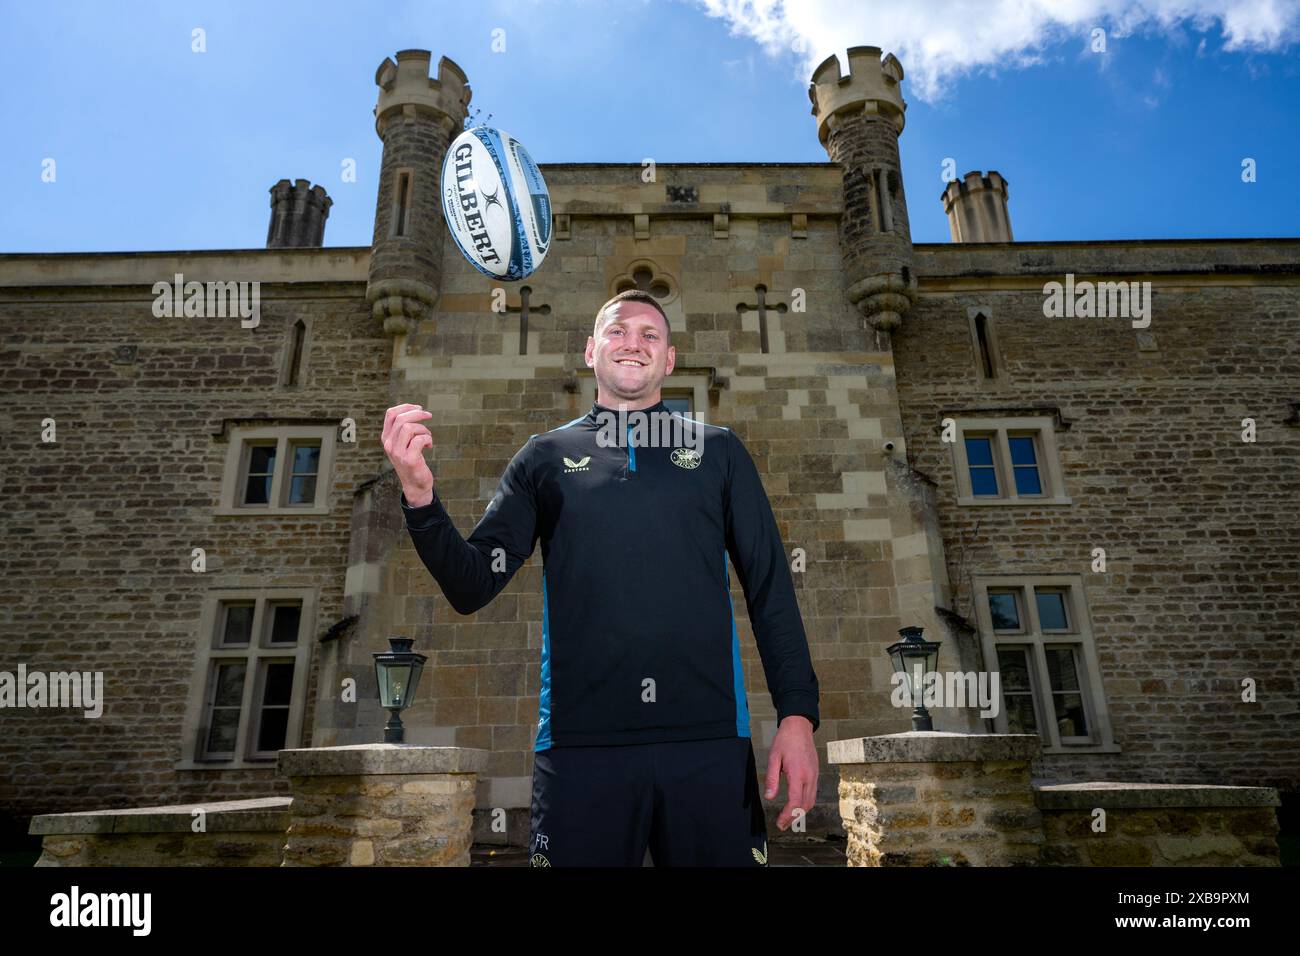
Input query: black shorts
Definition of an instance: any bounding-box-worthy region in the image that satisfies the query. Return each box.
[528,736,769,867]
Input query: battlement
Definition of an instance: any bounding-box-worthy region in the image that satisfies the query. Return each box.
[270,178,332,210]
[941,170,1013,243]
[808,46,907,144]
[373,49,472,135]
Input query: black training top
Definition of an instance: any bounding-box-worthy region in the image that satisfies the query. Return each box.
[400,398,820,750]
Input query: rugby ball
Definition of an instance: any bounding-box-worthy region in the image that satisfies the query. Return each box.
[441,126,551,281]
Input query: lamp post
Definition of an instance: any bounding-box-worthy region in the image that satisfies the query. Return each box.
[373,636,427,743]
[886,625,941,732]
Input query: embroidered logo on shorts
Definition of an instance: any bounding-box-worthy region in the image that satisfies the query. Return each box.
[752,840,768,865]
[530,853,551,867]
[670,447,702,469]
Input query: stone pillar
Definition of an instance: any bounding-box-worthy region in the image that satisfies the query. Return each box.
[808,46,917,332]
[942,171,1013,243]
[829,731,1044,866]
[367,50,471,336]
[278,744,486,866]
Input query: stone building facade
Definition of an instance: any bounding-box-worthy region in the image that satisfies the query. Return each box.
[1,46,1296,847]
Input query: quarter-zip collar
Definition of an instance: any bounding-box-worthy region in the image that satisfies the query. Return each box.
[586,398,670,422]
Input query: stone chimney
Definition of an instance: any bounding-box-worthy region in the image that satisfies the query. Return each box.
[941,171,1013,243]
[267,179,333,248]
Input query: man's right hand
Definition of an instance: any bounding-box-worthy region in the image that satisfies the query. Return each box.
[382,403,436,507]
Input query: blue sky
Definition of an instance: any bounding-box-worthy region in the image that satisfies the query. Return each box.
[1,0,1297,252]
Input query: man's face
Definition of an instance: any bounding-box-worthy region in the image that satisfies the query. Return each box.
[585,301,676,403]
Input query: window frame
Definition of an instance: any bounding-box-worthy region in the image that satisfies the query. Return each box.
[949,416,1071,506]
[177,588,317,770]
[993,643,1044,737]
[217,424,336,516]
[973,575,1118,754]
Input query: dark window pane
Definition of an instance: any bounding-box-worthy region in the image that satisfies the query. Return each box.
[1037,591,1070,631]
[262,662,295,706]
[243,474,271,505]
[248,445,276,474]
[965,436,993,466]
[1053,693,1090,738]
[291,443,320,475]
[1004,694,1038,734]
[1045,647,1081,690]
[212,662,246,706]
[996,647,1032,691]
[288,475,317,504]
[221,604,254,646]
[1014,466,1043,495]
[257,708,290,752]
[1008,436,1037,466]
[663,396,692,416]
[988,592,1021,630]
[205,708,241,754]
[269,604,301,644]
[970,467,999,496]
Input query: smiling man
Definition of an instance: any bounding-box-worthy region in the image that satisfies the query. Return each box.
[382,288,820,867]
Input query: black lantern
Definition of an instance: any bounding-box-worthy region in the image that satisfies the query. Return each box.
[373,636,427,743]
[886,625,941,732]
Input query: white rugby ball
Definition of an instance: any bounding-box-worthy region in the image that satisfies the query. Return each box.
[441,126,551,281]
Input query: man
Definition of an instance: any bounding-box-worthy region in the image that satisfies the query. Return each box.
[381,289,819,866]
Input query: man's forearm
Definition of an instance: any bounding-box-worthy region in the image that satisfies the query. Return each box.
[402,491,502,615]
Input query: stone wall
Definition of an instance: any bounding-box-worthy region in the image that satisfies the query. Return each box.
[830,732,1282,866]
[1037,781,1281,866]
[31,797,290,866]
[893,240,1300,795]
[0,249,388,838]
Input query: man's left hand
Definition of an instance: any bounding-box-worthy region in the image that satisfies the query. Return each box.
[764,715,819,831]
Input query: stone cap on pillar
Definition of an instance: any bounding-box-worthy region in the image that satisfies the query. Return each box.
[827,731,1041,765]
[1035,781,1281,810]
[277,744,488,777]
[29,797,292,836]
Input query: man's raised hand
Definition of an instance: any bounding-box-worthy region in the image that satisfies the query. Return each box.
[382,403,436,507]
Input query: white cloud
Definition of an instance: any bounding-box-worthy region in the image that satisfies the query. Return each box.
[694,0,1300,100]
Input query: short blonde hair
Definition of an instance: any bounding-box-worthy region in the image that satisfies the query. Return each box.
[593,289,670,338]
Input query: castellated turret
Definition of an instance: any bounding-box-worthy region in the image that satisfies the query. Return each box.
[808,46,917,332]
[366,50,471,336]
[942,171,1013,242]
[266,179,332,248]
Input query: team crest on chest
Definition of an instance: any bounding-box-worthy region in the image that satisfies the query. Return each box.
[670,447,702,470]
